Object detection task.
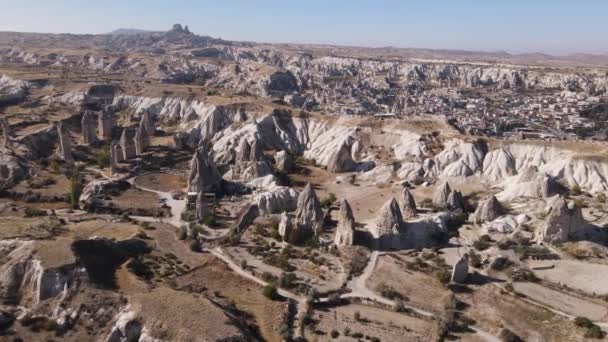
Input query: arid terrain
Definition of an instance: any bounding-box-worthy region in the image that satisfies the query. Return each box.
[1,24,608,342]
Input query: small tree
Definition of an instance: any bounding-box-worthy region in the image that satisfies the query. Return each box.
[262,284,279,300]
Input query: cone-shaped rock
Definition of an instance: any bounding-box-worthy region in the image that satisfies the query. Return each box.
[235,139,251,162]
[433,182,452,208]
[451,254,469,283]
[537,196,585,244]
[141,110,155,136]
[374,197,403,238]
[187,146,222,193]
[471,196,504,224]
[294,183,324,239]
[335,198,355,246]
[400,188,417,219]
[447,190,465,212]
[327,141,355,173]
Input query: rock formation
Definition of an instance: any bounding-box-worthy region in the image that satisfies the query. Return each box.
[98,107,114,140]
[112,142,123,164]
[433,182,452,208]
[1,118,11,146]
[275,150,294,173]
[187,146,222,193]
[326,141,355,173]
[81,110,97,145]
[249,137,264,161]
[56,121,73,163]
[293,183,324,241]
[451,254,469,283]
[134,122,149,156]
[278,211,293,242]
[446,190,465,212]
[140,110,155,136]
[229,204,259,239]
[120,129,136,160]
[400,188,417,218]
[374,198,403,250]
[334,198,355,246]
[109,142,118,175]
[538,173,563,198]
[537,196,585,244]
[471,196,504,224]
[196,192,209,220]
[235,139,251,162]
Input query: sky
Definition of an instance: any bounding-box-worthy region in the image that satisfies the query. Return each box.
[0,0,605,55]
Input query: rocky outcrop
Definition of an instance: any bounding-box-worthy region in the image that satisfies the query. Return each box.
[451,254,469,283]
[55,121,73,163]
[79,179,130,207]
[109,143,118,175]
[0,152,25,189]
[293,183,324,241]
[195,192,209,220]
[471,196,504,224]
[537,196,585,244]
[334,199,355,246]
[400,188,417,218]
[326,141,355,173]
[229,204,259,239]
[482,147,516,181]
[446,190,465,212]
[1,119,11,146]
[235,139,251,162]
[254,186,298,215]
[81,110,97,145]
[373,198,404,250]
[433,182,452,208]
[278,211,293,242]
[187,146,222,193]
[538,173,563,198]
[98,107,114,140]
[275,150,294,173]
[120,129,136,160]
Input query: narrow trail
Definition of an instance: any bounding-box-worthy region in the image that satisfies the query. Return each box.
[129,178,500,341]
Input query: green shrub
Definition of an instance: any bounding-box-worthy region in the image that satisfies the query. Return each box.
[575,316,595,329]
[24,207,47,218]
[436,269,451,285]
[585,325,603,339]
[262,284,279,300]
[321,193,337,208]
[330,330,339,338]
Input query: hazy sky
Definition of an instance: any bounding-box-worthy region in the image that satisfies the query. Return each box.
[0,0,605,55]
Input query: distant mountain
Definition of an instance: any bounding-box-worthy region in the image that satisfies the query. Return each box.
[107,28,158,36]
